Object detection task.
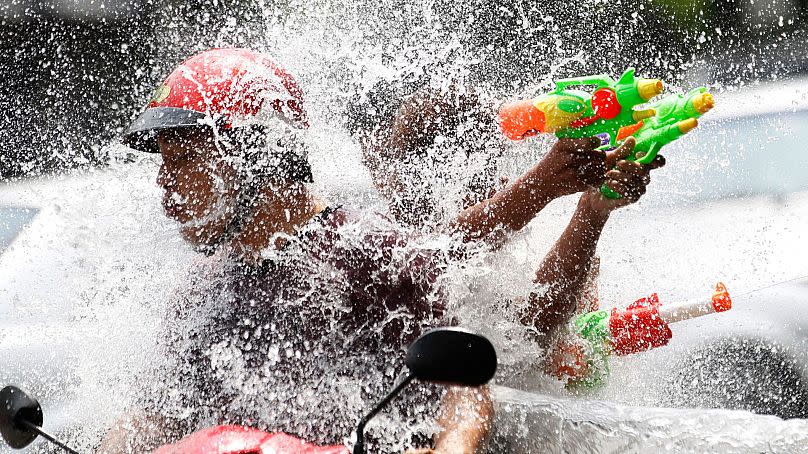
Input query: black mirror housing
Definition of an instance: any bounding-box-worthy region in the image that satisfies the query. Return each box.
[405,327,497,386]
[354,328,497,454]
[0,386,43,449]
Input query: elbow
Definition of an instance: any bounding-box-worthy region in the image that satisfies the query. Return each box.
[522,288,580,341]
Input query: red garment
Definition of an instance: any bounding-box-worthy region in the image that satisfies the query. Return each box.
[153,426,347,454]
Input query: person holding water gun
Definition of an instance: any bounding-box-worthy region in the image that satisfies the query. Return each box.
[497,68,725,388]
[101,49,494,454]
[349,67,722,388]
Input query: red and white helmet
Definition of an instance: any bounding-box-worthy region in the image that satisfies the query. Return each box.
[123,48,309,154]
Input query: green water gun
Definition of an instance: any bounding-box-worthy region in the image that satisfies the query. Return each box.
[497,68,715,198]
[597,87,714,198]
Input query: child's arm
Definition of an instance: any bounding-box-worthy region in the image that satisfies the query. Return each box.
[519,138,666,345]
[450,136,609,244]
[405,386,494,454]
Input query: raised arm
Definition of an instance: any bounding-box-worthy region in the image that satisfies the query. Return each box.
[450,137,607,244]
[519,138,666,343]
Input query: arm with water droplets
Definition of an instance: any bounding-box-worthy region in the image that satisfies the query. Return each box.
[521,139,665,343]
[405,386,494,454]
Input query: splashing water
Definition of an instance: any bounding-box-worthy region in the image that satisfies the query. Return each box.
[2,0,808,452]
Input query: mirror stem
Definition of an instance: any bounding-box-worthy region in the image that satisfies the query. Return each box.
[16,418,79,454]
[353,373,414,454]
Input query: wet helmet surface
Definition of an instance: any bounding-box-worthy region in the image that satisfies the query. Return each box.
[123,48,309,154]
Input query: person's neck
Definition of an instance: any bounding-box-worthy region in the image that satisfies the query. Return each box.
[231,183,327,260]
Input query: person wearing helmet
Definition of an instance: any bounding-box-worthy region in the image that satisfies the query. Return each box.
[123,47,314,254]
[348,80,664,367]
[99,49,492,453]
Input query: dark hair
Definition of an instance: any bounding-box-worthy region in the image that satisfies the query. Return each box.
[344,77,427,139]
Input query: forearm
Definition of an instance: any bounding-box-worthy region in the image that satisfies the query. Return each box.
[522,198,610,339]
[451,163,561,244]
[433,386,494,454]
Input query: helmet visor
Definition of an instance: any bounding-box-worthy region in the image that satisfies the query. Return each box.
[122,107,209,153]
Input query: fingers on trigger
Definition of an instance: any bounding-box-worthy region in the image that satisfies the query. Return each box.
[605,169,628,182]
[607,138,635,163]
[617,136,636,154]
[606,175,648,199]
[573,137,599,153]
[605,180,627,197]
[632,184,647,199]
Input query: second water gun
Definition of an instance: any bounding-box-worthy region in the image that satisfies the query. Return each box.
[552,282,732,389]
[497,68,715,198]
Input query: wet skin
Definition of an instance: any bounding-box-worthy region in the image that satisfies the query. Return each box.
[156,128,238,247]
[155,127,325,256]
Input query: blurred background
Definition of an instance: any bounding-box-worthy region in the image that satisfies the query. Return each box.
[1,0,806,180]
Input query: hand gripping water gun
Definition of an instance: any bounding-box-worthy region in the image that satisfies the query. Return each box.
[559,282,732,389]
[497,68,715,198]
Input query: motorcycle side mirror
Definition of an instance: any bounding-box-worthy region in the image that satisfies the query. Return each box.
[0,386,77,454]
[0,386,43,449]
[353,328,497,454]
[405,327,497,386]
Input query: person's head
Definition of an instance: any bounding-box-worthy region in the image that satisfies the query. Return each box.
[124,48,314,253]
[346,79,503,228]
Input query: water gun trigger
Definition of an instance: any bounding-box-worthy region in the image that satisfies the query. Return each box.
[635,142,661,165]
[599,183,622,200]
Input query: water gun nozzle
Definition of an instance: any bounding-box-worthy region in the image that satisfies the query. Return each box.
[677,118,698,134]
[498,99,545,141]
[693,92,715,114]
[632,109,656,122]
[638,79,664,100]
[711,282,732,312]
